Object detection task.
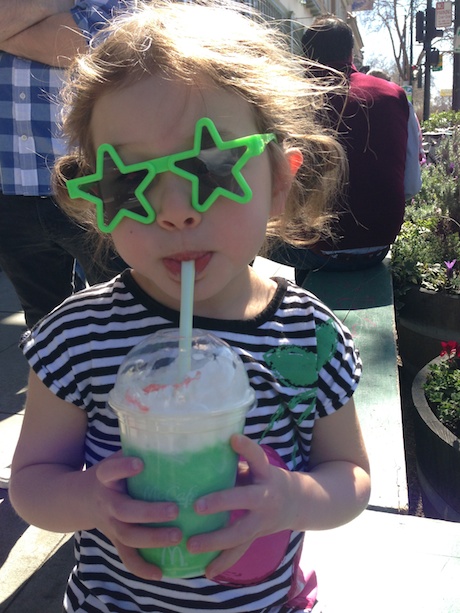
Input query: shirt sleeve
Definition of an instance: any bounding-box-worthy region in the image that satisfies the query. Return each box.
[314,313,361,417]
[70,0,131,38]
[404,102,423,199]
[21,325,83,407]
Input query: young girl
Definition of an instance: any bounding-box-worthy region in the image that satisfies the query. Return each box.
[10,3,370,612]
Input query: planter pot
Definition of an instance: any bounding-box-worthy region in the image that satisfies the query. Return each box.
[397,286,460,377]
[411,357,460,521]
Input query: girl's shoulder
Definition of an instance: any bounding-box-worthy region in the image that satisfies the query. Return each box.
[30,271,134,330]
[20,271,137,352]
[270,280,360,384]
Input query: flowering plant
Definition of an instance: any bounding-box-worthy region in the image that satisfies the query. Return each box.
[423,341,460,437]
[391,126,460,302]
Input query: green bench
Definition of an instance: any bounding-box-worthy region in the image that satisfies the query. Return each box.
[301,258,408,513]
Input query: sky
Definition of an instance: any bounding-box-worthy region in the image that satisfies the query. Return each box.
[357,14,453,95]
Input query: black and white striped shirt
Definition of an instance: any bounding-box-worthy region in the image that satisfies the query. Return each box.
[22,271,361,613]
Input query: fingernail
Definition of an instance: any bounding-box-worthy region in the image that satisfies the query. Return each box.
[166,504,178,519]
[188,538,200,553]
[169,529,182,543]
[131,458,143,471]
[195,498,207,513]
[150,569,163,581]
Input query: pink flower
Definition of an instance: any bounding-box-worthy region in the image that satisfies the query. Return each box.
[440,341,460,358]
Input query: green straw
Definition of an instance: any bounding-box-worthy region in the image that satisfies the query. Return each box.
[178,260,195,380]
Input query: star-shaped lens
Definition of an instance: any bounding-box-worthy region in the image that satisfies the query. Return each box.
[67,145,156,233]
[169,118,257,212]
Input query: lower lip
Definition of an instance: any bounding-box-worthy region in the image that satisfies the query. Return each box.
[163,253,212,277]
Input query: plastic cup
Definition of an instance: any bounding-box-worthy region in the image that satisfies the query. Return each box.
[108,328,255,578]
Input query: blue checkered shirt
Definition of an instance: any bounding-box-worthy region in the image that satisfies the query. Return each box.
[0,0,130,196]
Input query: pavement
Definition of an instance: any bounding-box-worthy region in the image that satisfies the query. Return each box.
[0,271,74,613]
[1,262,460,613]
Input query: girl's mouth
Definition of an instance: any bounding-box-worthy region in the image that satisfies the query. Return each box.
[163,252,212,277]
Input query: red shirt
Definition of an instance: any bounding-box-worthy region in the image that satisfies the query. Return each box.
[312,63,409,252]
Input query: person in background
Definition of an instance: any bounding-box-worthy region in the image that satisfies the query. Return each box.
[267,16,422,285]
[366,67,391,80]
[0,1,128,331]
[0,0,129,490]
[9,3,370,611]
[367,67,425,165]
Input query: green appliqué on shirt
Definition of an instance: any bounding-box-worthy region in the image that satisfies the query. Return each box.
[260,318,339,459]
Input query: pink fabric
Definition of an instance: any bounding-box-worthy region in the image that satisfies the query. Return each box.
[214,445,318,610]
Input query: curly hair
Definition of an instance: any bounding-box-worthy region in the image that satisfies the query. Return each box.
[53,0,346,252]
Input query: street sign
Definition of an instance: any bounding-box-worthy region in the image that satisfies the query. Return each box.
[402,85,413,103]
[435,1,452,28]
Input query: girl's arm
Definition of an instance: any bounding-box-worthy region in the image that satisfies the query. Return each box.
[189,398,371,578]
[10,369,180,581]
[295,396,371,529]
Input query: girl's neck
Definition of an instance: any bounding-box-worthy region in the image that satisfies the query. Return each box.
[205,267,277,321]
[131,266,277,321]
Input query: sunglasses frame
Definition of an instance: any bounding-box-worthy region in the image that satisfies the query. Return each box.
[67,117,276,233]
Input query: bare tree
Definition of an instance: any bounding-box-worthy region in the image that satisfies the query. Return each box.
[359,0,426,83]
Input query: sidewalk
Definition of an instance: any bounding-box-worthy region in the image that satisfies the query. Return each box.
[0,271,74,612]
[1,263,460,612]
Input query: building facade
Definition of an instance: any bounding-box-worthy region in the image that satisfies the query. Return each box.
[243,0,364,65]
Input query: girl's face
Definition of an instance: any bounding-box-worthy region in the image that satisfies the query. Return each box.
[90,74,290,318]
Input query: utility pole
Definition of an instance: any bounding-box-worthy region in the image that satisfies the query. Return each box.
[424,0,434,119]
[417,1,443,119]
[453,0,460,110]
[410,0,414,86]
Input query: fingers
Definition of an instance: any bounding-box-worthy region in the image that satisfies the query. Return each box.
[93,439,279,582]
[187,510,258,557]
[188,437,270,560]
[115,541,164,581]
[90,452,183,580]
[94,453,180,524]
[112,518,182,551]
[231,434,270,481]
[95,452,144,492]
[101,495,182,580]
[108,493,179,525]
[194,435,269,516]
[205,543,251,580]
[187,436,293,578]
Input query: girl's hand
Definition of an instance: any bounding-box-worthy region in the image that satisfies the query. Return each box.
[188,434,294,579]
[89,452,181,580]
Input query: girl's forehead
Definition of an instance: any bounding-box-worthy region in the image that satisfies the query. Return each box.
[90,74,258,155]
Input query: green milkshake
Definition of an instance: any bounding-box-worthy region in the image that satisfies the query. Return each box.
[109,329,255,578]
[124,440,238,576]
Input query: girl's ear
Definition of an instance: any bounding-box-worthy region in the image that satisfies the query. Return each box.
[286,148,304,176]
[270,148,303,217]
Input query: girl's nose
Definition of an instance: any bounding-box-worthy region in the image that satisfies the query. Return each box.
[151,174,202,231]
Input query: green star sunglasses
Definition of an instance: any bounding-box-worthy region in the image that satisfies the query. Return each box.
[67,117,276,233]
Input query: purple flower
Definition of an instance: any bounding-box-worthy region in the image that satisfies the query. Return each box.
[445,259,457,278]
